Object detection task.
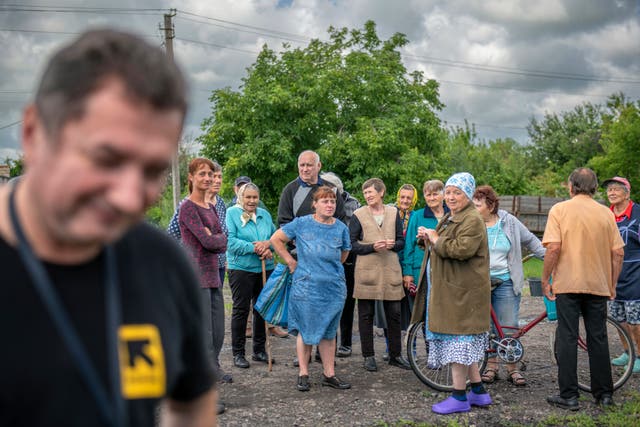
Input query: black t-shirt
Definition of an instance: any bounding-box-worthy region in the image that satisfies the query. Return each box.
[0,223,216,427]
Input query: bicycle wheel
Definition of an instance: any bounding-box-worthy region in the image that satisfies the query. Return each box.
[550,316,634,392]
[407,321,488,392]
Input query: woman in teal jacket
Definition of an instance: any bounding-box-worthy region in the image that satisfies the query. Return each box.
[226,183,276,369]
[402,180,449,307]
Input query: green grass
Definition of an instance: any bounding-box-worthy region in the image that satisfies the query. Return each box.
[524,258,543,279]
[377,392,640,426]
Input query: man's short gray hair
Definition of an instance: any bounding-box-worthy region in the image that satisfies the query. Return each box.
[298,150,320,164]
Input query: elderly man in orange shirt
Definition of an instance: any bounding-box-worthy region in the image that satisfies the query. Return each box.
[542,168,624,411]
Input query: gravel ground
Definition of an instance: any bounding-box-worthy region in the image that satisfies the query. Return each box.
[216,289,640,426]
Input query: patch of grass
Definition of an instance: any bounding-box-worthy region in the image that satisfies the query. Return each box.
[523,258,543,279]
[537,392,640,426]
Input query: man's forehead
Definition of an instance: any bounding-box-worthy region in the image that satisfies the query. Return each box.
[298,153,318,165]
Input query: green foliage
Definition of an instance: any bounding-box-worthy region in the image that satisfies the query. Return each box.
[526,102,604,179]
[590,94,640,201]
[198,20,445,212]
[145,135,198,227]
[3,155,24,177]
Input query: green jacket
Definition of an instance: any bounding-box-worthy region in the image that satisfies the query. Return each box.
[410,202,491,335]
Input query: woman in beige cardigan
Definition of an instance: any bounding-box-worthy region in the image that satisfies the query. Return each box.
[349,178,411,372]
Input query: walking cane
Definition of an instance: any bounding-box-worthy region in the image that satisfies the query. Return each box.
[261,258,273,372]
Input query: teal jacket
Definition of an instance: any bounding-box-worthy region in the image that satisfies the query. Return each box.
[402,205,449,280]
[226,206,276,273]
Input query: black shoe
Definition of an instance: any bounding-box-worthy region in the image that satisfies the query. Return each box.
[322,374,351,389]
[252,351,275,364]
[216,401,226,415]
[297,375,310,392]
[233,355,250,369]
[363,356,377,372]
[388,356,411,370]
[547,395,580,411]
[336,346,352,358]
[595,395,615,407]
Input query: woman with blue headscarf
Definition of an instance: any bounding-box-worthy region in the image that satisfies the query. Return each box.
[410,172,492,415]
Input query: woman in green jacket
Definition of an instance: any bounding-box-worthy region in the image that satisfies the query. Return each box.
[412,172,492,415]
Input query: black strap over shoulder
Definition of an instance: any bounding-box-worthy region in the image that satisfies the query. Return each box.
[8,184,126,427]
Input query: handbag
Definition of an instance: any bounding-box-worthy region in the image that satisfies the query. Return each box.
[255,263,292,327]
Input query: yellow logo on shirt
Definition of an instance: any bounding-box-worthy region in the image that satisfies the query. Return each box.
[118,324,166,399]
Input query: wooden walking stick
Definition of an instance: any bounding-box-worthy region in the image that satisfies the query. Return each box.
[262,258,273,372]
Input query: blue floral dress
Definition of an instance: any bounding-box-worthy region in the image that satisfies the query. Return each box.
[282,215,351,345]
[425,259,488,367]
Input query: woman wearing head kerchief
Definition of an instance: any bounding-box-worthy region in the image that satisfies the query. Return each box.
[396,184,419,233]
[410,172,492,414]
[225,183,277,369]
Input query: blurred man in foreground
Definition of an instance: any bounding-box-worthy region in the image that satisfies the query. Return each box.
[0,30,218,426]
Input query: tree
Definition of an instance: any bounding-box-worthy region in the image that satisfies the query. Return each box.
[3,155,24,177]
[198,21,445,211]
[146,134,198,228]
[526,102,604,178]
[472,138,533,196]
[590,94,640,201]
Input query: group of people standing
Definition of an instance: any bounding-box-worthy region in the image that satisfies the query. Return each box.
[5,28,635,425]
[170,147,634,417]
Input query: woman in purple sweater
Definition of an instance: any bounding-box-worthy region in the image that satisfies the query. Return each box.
[179,158,228,377]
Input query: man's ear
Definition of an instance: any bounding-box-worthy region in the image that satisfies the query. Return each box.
[21,104,40,168]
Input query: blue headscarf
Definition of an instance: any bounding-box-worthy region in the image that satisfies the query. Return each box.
[445,172,476,200]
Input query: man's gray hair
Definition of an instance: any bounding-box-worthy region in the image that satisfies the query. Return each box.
[298,150,320,164]
[568,167,598,196]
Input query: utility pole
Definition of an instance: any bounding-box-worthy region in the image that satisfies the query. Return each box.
[162,9,181,210]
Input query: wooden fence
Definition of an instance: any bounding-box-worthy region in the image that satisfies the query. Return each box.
[499,195,566,235]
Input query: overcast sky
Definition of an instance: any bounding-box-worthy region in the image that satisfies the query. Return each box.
[1,0,639,160]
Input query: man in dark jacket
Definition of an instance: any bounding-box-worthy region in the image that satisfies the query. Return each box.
[277,151,346,366]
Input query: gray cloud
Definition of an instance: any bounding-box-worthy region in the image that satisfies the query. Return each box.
[1,0,639,161]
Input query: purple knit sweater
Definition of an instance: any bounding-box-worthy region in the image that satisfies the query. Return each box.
[178,199,227,288]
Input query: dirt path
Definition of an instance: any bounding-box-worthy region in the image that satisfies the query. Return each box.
[216,291,640,426]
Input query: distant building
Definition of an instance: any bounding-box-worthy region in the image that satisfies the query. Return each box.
[0,165,10,184]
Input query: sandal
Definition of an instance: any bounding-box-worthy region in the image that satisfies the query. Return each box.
[481,367,498,384]
[507,369,526,387]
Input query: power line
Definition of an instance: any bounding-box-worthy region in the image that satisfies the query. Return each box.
[175,37,260,55]
[176,9,311,42]
[176,15,308,44]
[4,5,638,85]
[0,120,22,130]
[1,28,80,35]
[0,5,165,15]
[437,79,627,99]
[442,119,528,131]
[403,53,640,85]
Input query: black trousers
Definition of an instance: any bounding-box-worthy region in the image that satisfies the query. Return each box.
[358,299,402,358]
[339,257,356,348]
[555,293,613,400]
[228,269,272,356]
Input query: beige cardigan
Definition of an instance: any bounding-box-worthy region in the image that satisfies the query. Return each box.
[352,205,404,301]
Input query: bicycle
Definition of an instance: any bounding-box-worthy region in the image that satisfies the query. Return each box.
[407,296,635,392]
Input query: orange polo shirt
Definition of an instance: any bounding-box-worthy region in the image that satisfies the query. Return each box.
[542,195,625,296]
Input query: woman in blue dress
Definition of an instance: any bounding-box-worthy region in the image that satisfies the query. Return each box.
[271,186,352,392]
